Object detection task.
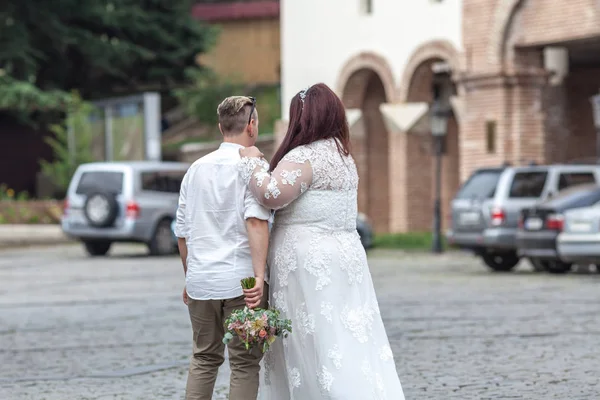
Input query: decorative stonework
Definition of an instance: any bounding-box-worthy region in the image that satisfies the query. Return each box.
[336,52,396,105]
[487,0,524,69]
[398,40,461,103]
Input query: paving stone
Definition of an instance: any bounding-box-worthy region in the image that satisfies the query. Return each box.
[1,245,600,399]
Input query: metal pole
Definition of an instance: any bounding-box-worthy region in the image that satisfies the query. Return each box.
[432,136,443,253]
[104,106,113,161]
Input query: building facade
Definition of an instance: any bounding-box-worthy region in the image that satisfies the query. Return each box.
[278,0,600,234]
[192,0,281,85]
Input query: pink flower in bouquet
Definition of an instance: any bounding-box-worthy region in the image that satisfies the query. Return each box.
[222,284,293,352]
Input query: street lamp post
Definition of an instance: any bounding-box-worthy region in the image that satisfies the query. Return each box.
[430,100,450,254]
[591,93,600,161]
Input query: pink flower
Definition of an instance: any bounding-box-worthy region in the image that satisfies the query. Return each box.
[259,329,267,338]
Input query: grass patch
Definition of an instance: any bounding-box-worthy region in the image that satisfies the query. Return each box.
[373,232,447,251]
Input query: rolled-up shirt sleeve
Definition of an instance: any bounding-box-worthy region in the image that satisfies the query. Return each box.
[244,186,272,221]
[174,171,189,238]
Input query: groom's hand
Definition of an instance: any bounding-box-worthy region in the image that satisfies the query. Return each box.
[239,146,264,159]
[182,286,189,305]
[243,277,264,308]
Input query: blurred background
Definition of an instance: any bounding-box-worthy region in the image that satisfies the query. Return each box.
[4,3,600,399]
[1,0,600,249]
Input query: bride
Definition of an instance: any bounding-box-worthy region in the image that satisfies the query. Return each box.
[239,83,405,399]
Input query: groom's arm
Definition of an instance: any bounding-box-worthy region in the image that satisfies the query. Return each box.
[174,172,190,276]
[243,188,271,308]
[244,217,269,308]
[177,238,188,275]
[246,217,269,281]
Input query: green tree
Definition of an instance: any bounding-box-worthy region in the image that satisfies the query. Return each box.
[175,69,282,137]
[174,69,244,130]
[39,93,96,195]
[0,1,216,119]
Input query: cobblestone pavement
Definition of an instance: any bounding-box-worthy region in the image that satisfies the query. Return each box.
[1,244,600,399]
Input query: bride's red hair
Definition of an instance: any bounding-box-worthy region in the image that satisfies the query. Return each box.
[269,83,351,172]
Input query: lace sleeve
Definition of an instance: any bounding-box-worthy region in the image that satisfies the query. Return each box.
[239,150,313,210]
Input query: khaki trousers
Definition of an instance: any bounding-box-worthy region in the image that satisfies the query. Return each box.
[185,286,268,400]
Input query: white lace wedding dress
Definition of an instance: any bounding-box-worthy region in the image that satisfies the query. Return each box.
[240,138,405,400]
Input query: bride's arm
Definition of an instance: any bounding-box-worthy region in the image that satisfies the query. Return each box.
[239,156,313,210]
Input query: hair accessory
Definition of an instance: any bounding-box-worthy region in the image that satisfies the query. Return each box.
[299,86,311,105]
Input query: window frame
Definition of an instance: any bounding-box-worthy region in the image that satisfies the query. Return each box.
[360,0,373,15]
[557,172,597,192]
[140,170,186,194]
[75,171,125,195]
[508,171,549,199]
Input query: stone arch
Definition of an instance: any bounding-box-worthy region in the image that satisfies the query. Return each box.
[397,40,462,232]
[487,0,525,69]
[398,40,461,103]
[336,52,396,105]
[338,56,392,233]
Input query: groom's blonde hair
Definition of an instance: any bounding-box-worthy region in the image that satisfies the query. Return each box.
[217,96,257,137]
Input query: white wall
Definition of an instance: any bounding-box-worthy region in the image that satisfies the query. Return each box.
[280,0,462,119]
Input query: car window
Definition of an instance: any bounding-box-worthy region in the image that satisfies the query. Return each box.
[542,186,600,209]
[558,172,596,191]
[75,171,124,195]
[508,171,548,198]
[455,170,502,199]
[141,171,185,193]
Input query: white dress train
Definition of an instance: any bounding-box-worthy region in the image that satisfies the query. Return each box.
[240,138,405,400]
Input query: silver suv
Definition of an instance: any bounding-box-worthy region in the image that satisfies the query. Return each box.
[62,161,189,257]
[447,164,600,271]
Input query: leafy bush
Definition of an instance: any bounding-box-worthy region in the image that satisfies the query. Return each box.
[39,92,96,196]
[174,70,281,139]
[0,200,62,224]
[373,232,447,251]
[0,184,29,201]
[174,69,244,133]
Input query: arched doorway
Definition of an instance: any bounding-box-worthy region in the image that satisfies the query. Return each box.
[497,0,600,165]
[402,59,460,231]
[395,39,461,232]
[341,69,391,233]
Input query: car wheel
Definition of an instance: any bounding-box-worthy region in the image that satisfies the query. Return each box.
[84,240,112,256]
[528,257,547,272]
[537,259,572,274]
[481,252,520,272]
[148,218,175,256]
[84,192,119,228]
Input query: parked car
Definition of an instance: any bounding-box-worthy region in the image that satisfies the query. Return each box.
[447,164,600,272]
[357,213,374,250]
[62,161,189,257]
[171,213,375,251]
[516,184,600,273]
[557,201,600,266]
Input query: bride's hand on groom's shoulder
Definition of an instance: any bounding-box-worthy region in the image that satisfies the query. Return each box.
[239,146,263,159]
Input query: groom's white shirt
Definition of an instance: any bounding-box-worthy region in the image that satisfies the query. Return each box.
[175,142,271,300]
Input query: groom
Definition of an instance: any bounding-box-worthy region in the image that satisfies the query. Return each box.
[174,96,271,400]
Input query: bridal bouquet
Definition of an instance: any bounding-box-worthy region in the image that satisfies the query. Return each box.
[222,277,292,353]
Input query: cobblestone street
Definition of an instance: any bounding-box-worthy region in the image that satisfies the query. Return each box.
[1,244,599,399]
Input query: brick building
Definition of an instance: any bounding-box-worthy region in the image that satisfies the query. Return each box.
[278,0,600,234]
